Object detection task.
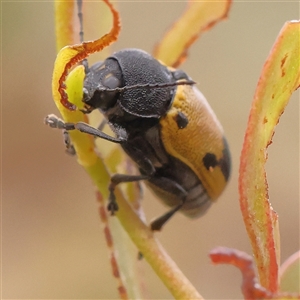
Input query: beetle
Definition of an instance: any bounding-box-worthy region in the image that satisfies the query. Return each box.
[47,47,231,231]
[46,0,231,231]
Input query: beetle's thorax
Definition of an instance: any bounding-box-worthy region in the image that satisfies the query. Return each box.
[83,48,177,120]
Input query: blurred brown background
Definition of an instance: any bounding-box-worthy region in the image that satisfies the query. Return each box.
[2,1,299,299]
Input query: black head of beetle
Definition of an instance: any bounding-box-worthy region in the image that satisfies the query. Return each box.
[83,48,192,121]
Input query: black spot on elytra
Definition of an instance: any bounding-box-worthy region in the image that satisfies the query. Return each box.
[220,137,231,181]
[203,153,218,170]
[202,138,231,182]
[174,111,188,129]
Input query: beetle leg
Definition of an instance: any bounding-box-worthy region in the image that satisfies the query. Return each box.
[45,114,76,155]
[97,119,107,132]
[45,114,125,144]
[107,146,156,214]
[108,173,150,214]
[71,119,107,144]
[148,176,188,231]
[150,202,184,231]
[63,130,76,155]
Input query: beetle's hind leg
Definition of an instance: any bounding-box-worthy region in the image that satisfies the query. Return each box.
[109,171,188,231]
[150,203,184,231]
[148,177,188,231]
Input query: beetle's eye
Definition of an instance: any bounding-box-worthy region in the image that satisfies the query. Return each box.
[102,73,121,90]
[83,58,123,111]
[85,88,118,111]
[88,73,121,110]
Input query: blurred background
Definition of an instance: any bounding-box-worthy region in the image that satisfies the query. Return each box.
[2,1,299,299]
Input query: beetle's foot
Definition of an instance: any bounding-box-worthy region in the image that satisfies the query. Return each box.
[137,251,144,260]
[150,202,184,231]
[150,218,164,231]
[45,114,65,129]
[45,114,77,155]
[107,201,118,215]
[44,114,76,131]
[63,130,76,156]
[108,187,118,215]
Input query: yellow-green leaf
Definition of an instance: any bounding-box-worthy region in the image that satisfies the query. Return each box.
[54,1,75,52]
[153,0,232,67]
[239,20,300,293]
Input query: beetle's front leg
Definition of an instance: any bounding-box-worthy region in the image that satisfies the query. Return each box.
[45,114,76,155]
[45,115,110,155]
[45,114,125,143]
[63,130,76,155]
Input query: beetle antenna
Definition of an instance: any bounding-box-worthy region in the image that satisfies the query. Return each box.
[77,0,89,73]
[101,80,196,93]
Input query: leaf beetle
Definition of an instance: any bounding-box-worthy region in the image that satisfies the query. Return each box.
[46,0,231,231]
[48,47,231,231]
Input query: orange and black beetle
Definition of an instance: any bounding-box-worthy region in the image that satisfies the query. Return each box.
[48,48,231,230]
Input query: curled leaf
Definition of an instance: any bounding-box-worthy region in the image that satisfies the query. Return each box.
[52,0,120,111]
[210,247,300,300]
[210,247,273,299]
[239,20,300,292]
